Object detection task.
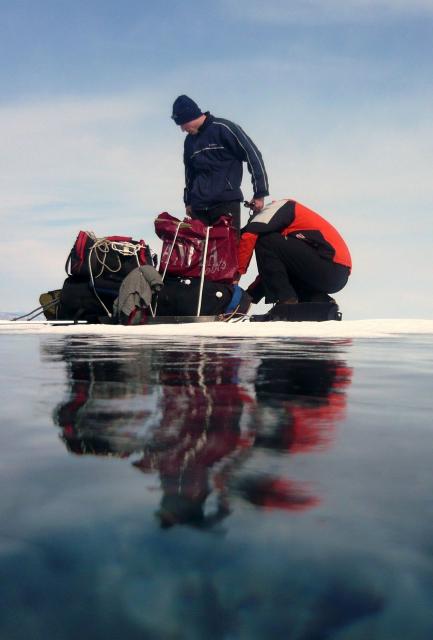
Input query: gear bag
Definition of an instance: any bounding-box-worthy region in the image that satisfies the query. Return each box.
[156,277,234,317]
[40,231,154,322]
[66,231,153,282]
[56,276,118,322]
[154,213,239,283]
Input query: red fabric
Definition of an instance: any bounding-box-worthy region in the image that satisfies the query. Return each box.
[75,231,88,266]
[106,235,133,242]
[155,212,239,283]
[247,478,320,511]
[282,202,352,270]
[238,231,258,275]
[280,365,352,454]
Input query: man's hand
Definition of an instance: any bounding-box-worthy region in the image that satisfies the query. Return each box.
[249,197,264,213]
[185,205,192,216]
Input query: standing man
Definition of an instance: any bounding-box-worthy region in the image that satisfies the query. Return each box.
[171,95,269,231]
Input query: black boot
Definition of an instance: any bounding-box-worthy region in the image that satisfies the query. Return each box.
[251,301,342,322]
[299,292,336,304]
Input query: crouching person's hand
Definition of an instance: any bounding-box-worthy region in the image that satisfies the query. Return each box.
[249,197,264,213]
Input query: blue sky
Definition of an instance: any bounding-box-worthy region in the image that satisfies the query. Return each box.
[1,0,432,318]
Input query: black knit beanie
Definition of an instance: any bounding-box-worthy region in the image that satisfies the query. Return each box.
[171,95,203,125]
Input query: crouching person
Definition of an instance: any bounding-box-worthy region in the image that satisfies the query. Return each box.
[238,199,352,320]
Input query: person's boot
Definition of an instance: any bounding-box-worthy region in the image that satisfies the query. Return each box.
[269,298,298,320]
[299,292,336,304]
[251,300,342,322]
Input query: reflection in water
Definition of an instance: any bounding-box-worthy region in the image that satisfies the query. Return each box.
[49,338,352,528]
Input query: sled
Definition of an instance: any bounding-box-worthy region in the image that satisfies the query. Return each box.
[146,315,220,324]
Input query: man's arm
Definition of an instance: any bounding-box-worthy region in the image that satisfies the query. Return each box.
[237,231,258,275]
[216,119,269,202]
[183,141,193,210]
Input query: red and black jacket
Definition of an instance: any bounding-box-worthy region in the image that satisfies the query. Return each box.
[238,199,352,275]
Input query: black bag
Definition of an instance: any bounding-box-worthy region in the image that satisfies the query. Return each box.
[57,276,118,322]
[155,277,234,317]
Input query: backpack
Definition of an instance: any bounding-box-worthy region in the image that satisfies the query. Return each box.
[56,276,120,322]
[155,277,234,317]
[66,231,153,282]
[40,232,155,322]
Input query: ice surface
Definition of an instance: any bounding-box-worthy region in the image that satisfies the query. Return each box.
[1,317,433,338]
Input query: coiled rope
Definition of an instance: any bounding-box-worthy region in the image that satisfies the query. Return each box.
[88,238,143,317]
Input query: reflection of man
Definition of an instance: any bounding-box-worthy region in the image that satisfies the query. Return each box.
[226,356,353,511]
[172,95,269,231]
[134,349,252,527]
[52,340,255,527]
[253,357,352,452]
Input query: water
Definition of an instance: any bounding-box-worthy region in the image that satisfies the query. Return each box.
[1,333,432,639]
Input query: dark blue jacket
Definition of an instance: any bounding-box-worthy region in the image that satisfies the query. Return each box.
[183,113,269,210]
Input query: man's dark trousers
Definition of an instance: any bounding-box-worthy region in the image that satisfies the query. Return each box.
[255,233,350,302]
[190,201,241,232]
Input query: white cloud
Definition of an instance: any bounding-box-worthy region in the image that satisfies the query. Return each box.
[0,92,185,230]
[220,0,433,24]
[0,92,182,310]
[269,119,433,207]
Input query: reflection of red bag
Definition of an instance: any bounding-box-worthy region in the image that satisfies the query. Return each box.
[154,213,239,283]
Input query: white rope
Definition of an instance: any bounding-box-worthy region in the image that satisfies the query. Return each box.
[160,222,182,282]
[148,298,156,318]
[197,225,211,317]
[89,238,143,278]
[87,237,145,318]
[154,221,182,316]
[88,245,112,317]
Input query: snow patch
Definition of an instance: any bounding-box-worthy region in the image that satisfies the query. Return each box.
[1,318,433,339]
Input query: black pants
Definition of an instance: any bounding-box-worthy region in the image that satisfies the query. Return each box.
[255,233,350,303]
[190,201,241,232]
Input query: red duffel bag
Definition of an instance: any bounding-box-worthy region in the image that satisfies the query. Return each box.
[154,213,239,283]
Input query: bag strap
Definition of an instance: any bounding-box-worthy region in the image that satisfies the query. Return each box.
[160,221,182,281]
[196,225,211,316]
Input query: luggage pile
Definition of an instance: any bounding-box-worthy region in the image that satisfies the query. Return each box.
[40,231,154,323]
[37,214,251,325]
[28,206,344,325]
